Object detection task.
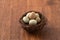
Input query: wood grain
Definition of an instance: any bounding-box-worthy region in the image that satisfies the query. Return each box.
[0,0,60,40]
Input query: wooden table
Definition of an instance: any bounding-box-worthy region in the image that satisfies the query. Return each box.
[0,0,60,40]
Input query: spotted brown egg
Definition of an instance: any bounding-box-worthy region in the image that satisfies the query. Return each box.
[28,12,36,19]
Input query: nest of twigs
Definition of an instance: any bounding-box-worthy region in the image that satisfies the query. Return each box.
[19,11,47,33]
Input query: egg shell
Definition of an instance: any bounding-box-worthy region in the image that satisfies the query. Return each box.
[36,17,41,22]
[23,16,29,23]
[29,19,37,25]
[28,12,36,19]
[26,13,31,17]
[35,13,39,17]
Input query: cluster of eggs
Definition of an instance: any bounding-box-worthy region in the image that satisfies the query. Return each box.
[22,12,41,25]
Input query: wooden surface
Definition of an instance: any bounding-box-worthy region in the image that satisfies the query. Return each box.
[0,0,60,40]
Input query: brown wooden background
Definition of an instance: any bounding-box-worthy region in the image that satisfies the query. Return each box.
[0,0,60,40]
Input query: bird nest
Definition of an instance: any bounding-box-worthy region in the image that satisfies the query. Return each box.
[19,11,47,33]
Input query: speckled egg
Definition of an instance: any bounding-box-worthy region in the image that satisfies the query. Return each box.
[36,17,41,22]
[23,16,29,23]
[29,19,37,25]
[28,12,36,19]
